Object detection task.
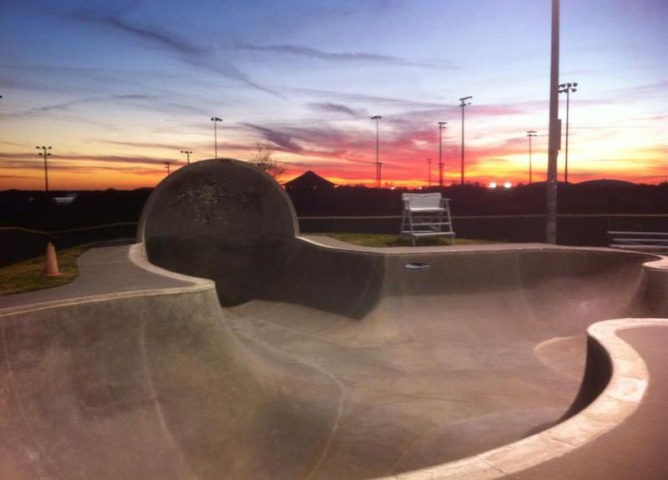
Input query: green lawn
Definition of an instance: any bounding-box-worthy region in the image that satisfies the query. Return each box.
[0,244,90,296]
[319,232,495,248]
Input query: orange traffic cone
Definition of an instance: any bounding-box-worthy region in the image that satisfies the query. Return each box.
[44,242,62,277]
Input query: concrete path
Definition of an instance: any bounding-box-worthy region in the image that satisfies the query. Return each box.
[0,243,191,311]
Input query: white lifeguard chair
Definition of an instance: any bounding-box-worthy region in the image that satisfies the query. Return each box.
[400,193,455,246]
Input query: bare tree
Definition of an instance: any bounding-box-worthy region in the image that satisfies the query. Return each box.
[248,142,286,180]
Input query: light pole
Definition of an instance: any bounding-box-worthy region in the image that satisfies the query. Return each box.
[459,96,472,185]
[526,130,537,184]
[546,0,560,244]
[164,161,171,176]
[426,158,432,187]
[438,121,447,187]
[35,146,52,192]
[181,150,192,165]
[559,82,577,183]
[210,117,222,158]
[371,115,382,188]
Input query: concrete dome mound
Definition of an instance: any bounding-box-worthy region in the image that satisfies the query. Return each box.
[137,158,298,306]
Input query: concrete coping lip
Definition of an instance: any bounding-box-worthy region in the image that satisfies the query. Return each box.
[373,318,667,480]
[642,255,668,271]
[298,235,668,260]
[127,243,214,288]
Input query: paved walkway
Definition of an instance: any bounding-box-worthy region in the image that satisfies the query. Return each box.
[0,244,193,311]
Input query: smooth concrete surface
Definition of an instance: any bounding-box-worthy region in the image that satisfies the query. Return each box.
[223,239,668,479]
[2,160,668,479]
[492,321,668,480]
[138,158,298,306]
[2,241,668,479]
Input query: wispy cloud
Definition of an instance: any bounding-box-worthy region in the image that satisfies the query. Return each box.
[236,42,451,68]
[75,12,202,56]
[309,102,365,117]
[66,153,183,167]
[242,124,305,153]
[11,94,153,117]
[622,79,668,99]
[68,8,283,97]
[241,99,544,174]
[97,139,205,152]
[293,87,446,111]
[0,151,181,168]
[2,90,207,120]
[240,122,378,166]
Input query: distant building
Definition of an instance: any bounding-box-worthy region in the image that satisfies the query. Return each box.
[284,171,335,192]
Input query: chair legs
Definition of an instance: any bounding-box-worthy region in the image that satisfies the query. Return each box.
[400,205,454,246]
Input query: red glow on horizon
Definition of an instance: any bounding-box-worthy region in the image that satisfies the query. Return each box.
[1,140,666,191]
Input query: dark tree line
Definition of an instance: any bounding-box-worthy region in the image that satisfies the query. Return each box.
[1,181,667,230]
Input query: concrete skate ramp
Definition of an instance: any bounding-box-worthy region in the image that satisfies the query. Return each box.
[0,253,344,480]
[129,158,666,478]
[138,158,298,306]
[2,243,665,480]
[223,240,661,477]
[3,159,668,479]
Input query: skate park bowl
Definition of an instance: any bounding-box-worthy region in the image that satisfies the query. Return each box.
[2,158,668,479]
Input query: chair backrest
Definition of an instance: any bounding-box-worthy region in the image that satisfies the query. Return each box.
[402,193,442,210]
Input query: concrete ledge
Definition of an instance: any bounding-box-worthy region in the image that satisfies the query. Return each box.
[641,255,668,272]
[127,243,215,289]
[0,244,215,318]
[299,234,667,258]
[374,318,668,480]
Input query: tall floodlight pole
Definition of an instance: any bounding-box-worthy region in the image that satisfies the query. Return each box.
[546,0,561,244]
[459,97,472,185]
[35,146,52,192]
[181,150,192,165]
[527,131,537,184]
[438,121,447,187]
[426,158,432,187]
[371,115,382,188]
[164,161,171,176]
[559,82,577,183]
[211,117,222,158]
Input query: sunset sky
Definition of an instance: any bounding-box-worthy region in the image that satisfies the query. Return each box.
[1,0,666,190]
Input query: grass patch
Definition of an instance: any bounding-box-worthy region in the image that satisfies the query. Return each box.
[0,244,91,296]
[318,233,496,248]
